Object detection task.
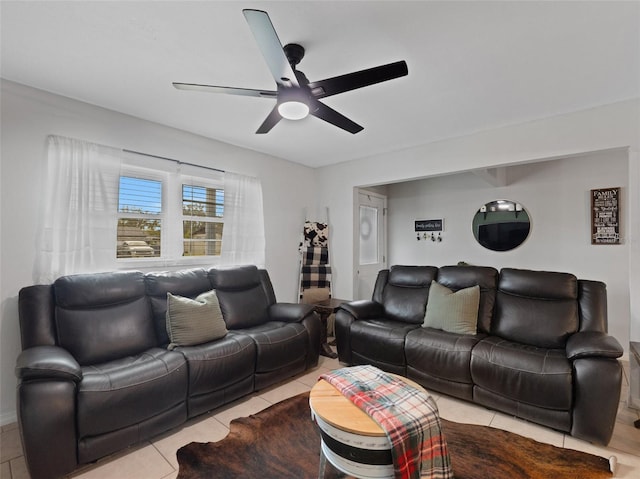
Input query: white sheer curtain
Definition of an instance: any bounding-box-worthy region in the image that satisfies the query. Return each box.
[34,136,122,283]
[220,172,266,267]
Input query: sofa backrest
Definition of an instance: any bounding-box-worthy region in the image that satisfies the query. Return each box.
[493,268,579,348]
[374,265,438,324]
[145,268,214,345]
[53,271,156,365]
[18,265,282,360]
[577,280,608,333]
[209,265,274,329]
[436,266,498,334]
[18,284,57,349]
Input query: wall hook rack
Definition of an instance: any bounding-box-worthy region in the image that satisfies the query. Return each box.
[414,218,444,243]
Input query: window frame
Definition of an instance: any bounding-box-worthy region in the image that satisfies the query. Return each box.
[181,179,225,258]
[116,161,225,268]
[116,167,166,263]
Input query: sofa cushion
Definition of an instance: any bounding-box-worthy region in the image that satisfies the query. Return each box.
[166,291,228,349]
[437,266,498,334]
[387,265,438,288]
[145,269,214,345]
[174,332,255,395]
[173,332,255,415]
[351,318,420,367]
[239,322,308,373]
[470,336,572,411]
[406,327,483,385]
[77,348,187,439]
[493,269,579,348]
[499,268,578,299]
[381,266,438,324]
[423,281,480,335]
[54,271,156,365]
[209,265,272,329]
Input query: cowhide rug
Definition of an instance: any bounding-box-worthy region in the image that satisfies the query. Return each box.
[176,392,613,479]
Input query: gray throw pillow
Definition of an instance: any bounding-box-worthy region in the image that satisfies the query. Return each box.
[423,281,480,335]
[166,290,228,350]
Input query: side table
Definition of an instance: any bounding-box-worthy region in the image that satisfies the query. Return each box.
[309,375,427,478]
[312,298,348,359]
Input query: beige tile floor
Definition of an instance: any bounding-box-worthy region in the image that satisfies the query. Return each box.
[2,356,640,478]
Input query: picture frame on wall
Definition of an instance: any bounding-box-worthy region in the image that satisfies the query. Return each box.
[591,187,620,245]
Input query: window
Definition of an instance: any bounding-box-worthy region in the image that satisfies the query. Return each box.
[182,184,224,256]
[116,166,225,261]
[39,137,263,280]
[117,176,162,258]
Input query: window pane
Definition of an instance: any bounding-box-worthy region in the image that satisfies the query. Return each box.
[117,219,161,258]
[183,185,223,218]
[183,221,223,256]
[118,177,162,214]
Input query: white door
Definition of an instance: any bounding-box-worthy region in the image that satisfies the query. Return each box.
[355,191,387,300]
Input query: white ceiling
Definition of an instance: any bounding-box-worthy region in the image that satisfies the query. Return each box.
[2,1,639,168]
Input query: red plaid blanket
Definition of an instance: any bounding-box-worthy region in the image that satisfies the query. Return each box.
[319,365,452,479]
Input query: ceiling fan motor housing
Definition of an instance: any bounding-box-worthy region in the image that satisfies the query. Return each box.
[284,43,305,68]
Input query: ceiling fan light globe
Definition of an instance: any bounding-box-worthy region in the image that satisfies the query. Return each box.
[278,101,309,120]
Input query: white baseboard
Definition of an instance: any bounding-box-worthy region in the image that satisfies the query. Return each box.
[1,410,17,427]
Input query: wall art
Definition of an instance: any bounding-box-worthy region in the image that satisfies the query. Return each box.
[591,187,620,245]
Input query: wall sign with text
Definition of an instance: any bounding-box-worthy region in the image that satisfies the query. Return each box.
[591,187,620,245]
[415,219,444,232]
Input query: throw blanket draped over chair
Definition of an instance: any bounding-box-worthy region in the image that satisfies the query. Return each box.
[320,365,453,479]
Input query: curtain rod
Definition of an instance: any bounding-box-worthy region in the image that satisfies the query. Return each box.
[123,148,225,174]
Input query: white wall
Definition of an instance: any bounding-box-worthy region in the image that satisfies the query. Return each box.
[316,99,639,351]
[386,150,630,348]
[0,80,317,424]
[2,81,638,424]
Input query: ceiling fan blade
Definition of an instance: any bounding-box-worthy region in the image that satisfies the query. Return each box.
[173,83,277,98]
[307,60,408,99]
[309,99,363,134]
[256,105,282,134]
[242,9,299,88]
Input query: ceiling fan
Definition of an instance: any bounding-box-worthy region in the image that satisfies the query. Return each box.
[173,9,408,134]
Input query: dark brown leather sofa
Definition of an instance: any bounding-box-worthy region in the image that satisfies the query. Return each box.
[335,265,623,445]
[15,265,321,479]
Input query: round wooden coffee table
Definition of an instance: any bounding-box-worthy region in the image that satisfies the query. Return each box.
[309,375,426,479]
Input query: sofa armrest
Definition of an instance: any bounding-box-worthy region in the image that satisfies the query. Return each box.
[268,303,315,323]
[339,300,384,320]
[16,346,81,478]
[15,345,82,382]
[566,331,623,360]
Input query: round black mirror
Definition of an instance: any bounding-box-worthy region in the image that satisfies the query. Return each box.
[472,200,530,252]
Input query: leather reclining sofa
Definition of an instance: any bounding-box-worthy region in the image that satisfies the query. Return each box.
[15,265,321,479]
[335,265,623,445]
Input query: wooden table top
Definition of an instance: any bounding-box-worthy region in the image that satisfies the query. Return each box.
[309,375,425,437]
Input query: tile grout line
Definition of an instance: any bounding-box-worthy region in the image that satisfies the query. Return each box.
[150,441,178,475]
